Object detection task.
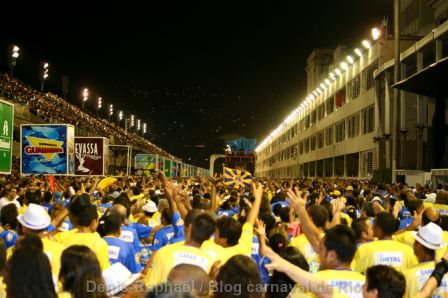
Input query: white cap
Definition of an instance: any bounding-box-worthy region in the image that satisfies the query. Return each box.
[425,193,437,204]
[103,263,141,295]
[413,222,445,250]
[142,201,158,213]
[17,203,51,230]
[371,196,382,204]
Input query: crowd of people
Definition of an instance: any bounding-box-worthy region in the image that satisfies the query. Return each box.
[0,160,448,298]
[0,73,174,159]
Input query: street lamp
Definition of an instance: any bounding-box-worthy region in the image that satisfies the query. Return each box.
[97,97,102,115]
[40,62,49,92]
[8,45,20,77]
[143,122,147,137]
[130,115,135,128]
[82,88,89,109]
[118,110,123,121]
[137,119,141,132]
[109,104,113,120]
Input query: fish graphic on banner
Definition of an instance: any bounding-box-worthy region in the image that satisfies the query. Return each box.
[223,167,253,189]
[21,125,74,175]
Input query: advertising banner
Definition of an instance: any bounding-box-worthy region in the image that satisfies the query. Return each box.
[172,161,177,177]
[21,124,75,175]
[134,154,157,176]
[75,137,108,176]
[0,100,13,174]
[164,159,172,177]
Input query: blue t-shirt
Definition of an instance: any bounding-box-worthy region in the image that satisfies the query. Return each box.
[129,222,153,240]
[104,236,142,274]
[151,225,175,251]
[271,201,289,210]
[169,212,185,244]
[1,230,18,249]
[217,207,239,218]
[119,225,141,254]
[40,202,53,214]
[259,256,271,284]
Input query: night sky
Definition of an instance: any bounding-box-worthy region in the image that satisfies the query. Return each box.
[1,1,392,168]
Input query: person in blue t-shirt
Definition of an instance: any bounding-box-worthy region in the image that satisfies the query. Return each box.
[98,213,142,274]
[150,208,175,251]
[0,204,19,248]
[40,191,54,214]
[110,204,141,255]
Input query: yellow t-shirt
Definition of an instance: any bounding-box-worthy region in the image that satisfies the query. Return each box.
[223,222,253,260]
[42,237,66,278]
[354,239,417,274]
[53,229,78,242]
[291,233,324,273]
[403,261,448,298]
[393,231,448,260]
[312,270,365,298]
[58,232,110,271]
[434,204,448,216]
[201,239,227,260]
[145,243,216,287]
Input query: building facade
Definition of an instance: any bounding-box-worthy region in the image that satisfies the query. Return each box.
[255,1,448,179]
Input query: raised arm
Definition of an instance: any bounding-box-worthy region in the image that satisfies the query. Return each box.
[264,247,333,298]
[287,188,321,253]
[246,183,263,226]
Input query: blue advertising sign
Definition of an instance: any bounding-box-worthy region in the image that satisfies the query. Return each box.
[21,124,75,175]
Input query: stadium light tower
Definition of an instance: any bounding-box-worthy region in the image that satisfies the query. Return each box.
[82,88,89,109]
[109,104,113,120]
[40,62,49,92]
[96,97,102,116]
[143,122,147,136]
[118,110,123,122]
[8,44,20,77]
[137,119,141,132]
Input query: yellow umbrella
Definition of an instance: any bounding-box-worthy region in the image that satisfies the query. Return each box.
[97,177,117,190]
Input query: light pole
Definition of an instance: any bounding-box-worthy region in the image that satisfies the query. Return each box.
[137,119,141,134]
[108,104,113,121]
[82,88,89,109]
[97,97,102,116]
[8,45,20,77]
[40,62,49,92]
[143,122,147,138]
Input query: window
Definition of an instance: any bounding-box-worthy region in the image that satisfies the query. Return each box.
[326,126,333,146]
[310,136,316,151]
[311,109,316,126]
[317,131,324,149]
[335,120,345,143]
[326,97,334,115]
[348,75,361,99]
[362,105,375,134]
[317,103,325,121]
[304,138,310,153]
[305,115,310,129]
[361,150,375,177]
[299,141,304,154]
[335,90,346,108]
[347,113,360,138]
[362,60,379,91]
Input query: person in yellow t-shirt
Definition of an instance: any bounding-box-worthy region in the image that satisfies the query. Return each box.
[287,189,365,297]
[206,182,264,263]
[17,203,66,277]
[58,204,110,270]
[145,213,217,287]
[393,207,448,259]
[354,212,417,274]
[403,222,448,298]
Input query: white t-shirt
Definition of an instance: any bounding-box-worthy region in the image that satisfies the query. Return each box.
[0,197,21,212]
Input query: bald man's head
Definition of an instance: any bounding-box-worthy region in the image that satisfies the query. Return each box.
[168,264,209,297]
[423,207,441,226]
[110,204,127,221]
